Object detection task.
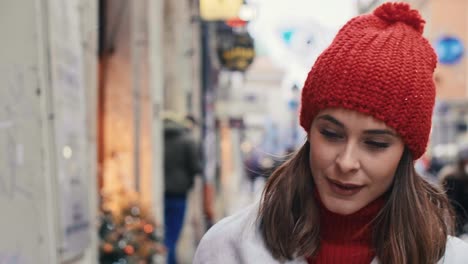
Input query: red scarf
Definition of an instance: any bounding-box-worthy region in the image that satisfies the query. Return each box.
[307,192,385,264]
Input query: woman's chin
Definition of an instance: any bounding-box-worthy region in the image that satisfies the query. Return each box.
[322,197,363,215]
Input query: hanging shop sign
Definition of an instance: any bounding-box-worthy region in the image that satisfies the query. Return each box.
[200,0,243,21]
[435,36,464,65]
[217,30,255,72]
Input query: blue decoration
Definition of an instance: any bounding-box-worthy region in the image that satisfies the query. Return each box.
[435,36,464,65]
[281,29,295,45]
[288,99,299,110]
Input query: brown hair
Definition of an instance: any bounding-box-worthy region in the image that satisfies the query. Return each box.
[258,141,454,263]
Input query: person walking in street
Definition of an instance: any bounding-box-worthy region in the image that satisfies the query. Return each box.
[163,114,202,264]
[193,2,468,263]
[440,144,468,237]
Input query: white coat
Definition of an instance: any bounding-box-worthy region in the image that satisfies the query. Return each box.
[193,203,468,264]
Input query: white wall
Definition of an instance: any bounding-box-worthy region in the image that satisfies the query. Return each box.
[77,0,99,263]
[0,1,58,262]
[0,0,98,263]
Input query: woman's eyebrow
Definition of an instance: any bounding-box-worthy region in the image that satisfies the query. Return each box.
[363,129,397,137]
[317,115,397,137]
[317,115,344,128]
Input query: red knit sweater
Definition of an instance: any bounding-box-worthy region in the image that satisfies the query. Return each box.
[307,194,385,264]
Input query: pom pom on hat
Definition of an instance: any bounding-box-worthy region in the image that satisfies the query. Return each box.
[373,2,425,33]
[299,2,437,160]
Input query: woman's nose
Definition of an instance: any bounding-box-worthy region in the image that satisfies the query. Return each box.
[336,143,361,173]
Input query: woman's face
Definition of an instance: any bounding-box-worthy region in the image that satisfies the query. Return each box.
[309,108,404,215]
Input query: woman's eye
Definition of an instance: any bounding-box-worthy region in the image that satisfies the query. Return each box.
[320,129,342,139]
[365,141,390,149]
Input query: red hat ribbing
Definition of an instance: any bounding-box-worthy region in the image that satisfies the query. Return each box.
[299,2,437,160]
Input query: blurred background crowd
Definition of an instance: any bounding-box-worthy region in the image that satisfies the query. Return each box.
[2,0,468,263]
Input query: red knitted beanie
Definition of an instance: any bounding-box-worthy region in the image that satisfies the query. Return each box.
[299,2,437,160]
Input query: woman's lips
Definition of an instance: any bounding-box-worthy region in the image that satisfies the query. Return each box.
[326,178,364,196]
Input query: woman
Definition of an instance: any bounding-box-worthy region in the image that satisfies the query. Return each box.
[193,2,468,263]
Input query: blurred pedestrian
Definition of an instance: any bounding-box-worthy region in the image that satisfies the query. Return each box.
[440,144,468,236]
[244,148,264,187]
[193,3,468,263]
[163,113,202,264]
